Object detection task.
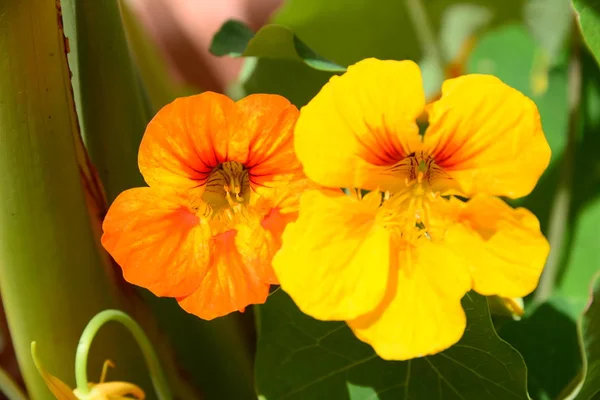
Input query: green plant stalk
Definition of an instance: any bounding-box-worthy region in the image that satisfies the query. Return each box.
[75,310,171,400]
[0,1,153,398]
[60,1,255,398]
[60,0,148,201]
[534,22,581,304]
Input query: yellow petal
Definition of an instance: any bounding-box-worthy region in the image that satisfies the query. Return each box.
[446,195,549,298]
[274,189,390,321]
[294,58,424,191]
[423,74,550,199]
[31,342,78,400]
[348,239,471,360]
[81,382,145,400]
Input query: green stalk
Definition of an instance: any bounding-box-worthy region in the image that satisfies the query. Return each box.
[60,0,148,201]
[533,22,581,304]
[0,1,151,398]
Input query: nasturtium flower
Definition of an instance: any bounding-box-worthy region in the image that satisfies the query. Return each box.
[102,92,306,320]
[273,58,551,360]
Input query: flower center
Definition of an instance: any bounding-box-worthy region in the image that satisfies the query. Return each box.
[378,153,448,243]
[201,161,251,213]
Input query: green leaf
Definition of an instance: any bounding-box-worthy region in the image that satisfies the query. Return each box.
[210,20,346,72]
[573,0,600,66]
[573,274,600,399]
[240,0,525,106]
[498,298,582,400]
[557,198,600,314]
[256,291,529,400]
[525,0,572,64]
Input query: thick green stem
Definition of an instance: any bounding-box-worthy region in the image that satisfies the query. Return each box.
[60,0,148,201]
[75,310,172,400]
[0,1,149,398]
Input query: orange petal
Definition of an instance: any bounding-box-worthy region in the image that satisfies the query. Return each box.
[273,189,390,321]
[233,94,302,186]
[349,239,471,360]
[423,74,550,199]
[177,230,270,320]
[31,342,78,400]
[241,179,314,285]
[445,195,549,298]
[139,92,301,192]
[232,211,288,285]
[294,58,425,191]
[139,91,235,190]
[102,187,210,297]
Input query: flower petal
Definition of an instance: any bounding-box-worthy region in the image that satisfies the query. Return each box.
[31,342,78,400]
[139,91,235,190]
[177,230,270,320]
[85,382,145,400]
[274,189,390,321]
[101,187,210,297]
[139,92,301,191]
[295,58,425,191]
[446,195,549,298]
[424,74,550,199]
[234,212,287,285]
[233,94,302,185]
[348,239,470,360]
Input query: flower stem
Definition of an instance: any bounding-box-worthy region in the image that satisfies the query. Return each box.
[405,0,445,68]
[0,366,27,400]
[75,310,172,400]
[533,22,581,304]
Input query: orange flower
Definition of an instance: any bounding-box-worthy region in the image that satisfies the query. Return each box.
[102,92,305,320]
[273,58,551,360]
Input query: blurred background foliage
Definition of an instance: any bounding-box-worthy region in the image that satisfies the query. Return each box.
[0,0,599,399]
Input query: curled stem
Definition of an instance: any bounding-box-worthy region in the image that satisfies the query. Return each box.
[75,310,172,400]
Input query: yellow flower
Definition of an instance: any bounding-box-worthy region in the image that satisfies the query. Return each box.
[31,342,144,400]
[273,58,551,361]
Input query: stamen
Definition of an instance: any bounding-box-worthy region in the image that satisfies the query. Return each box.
[99,360,115,384]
